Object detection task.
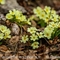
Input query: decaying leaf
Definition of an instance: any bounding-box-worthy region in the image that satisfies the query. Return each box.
[9,36,19,46]
[0,45,8,52]
[31,20,37,27]
[10,55,19,60]
[0,52,3,58]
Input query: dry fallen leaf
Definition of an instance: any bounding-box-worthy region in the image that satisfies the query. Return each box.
[18,51,26,56]
[6,20,11,26]
[53,0,60,9]
[31,20,37,27]
[0,53,3,58]
[0,45,8,52]
[22,25,28,31]
[37,45,46,53]
[10,55,19,60]
[9,36,19,46]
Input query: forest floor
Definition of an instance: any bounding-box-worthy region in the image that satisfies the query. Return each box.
[0,0,60,60]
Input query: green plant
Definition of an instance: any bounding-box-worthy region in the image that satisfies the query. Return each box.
[21,27,43,49]
[33,6,59,27]
[33,6,60,39]
[0,25,11,39]
[0,25,11,44]
[0,0,5,4]
[6,6,60,49]
[20,6,60,49]
[6,9,31,27]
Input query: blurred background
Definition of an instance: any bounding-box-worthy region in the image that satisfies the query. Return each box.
[17,0,60,15]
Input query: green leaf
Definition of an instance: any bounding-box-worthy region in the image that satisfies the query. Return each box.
[0,42,2,45]
[51,28,58,39]
[37,19,47,27]
[51,28,60,39]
